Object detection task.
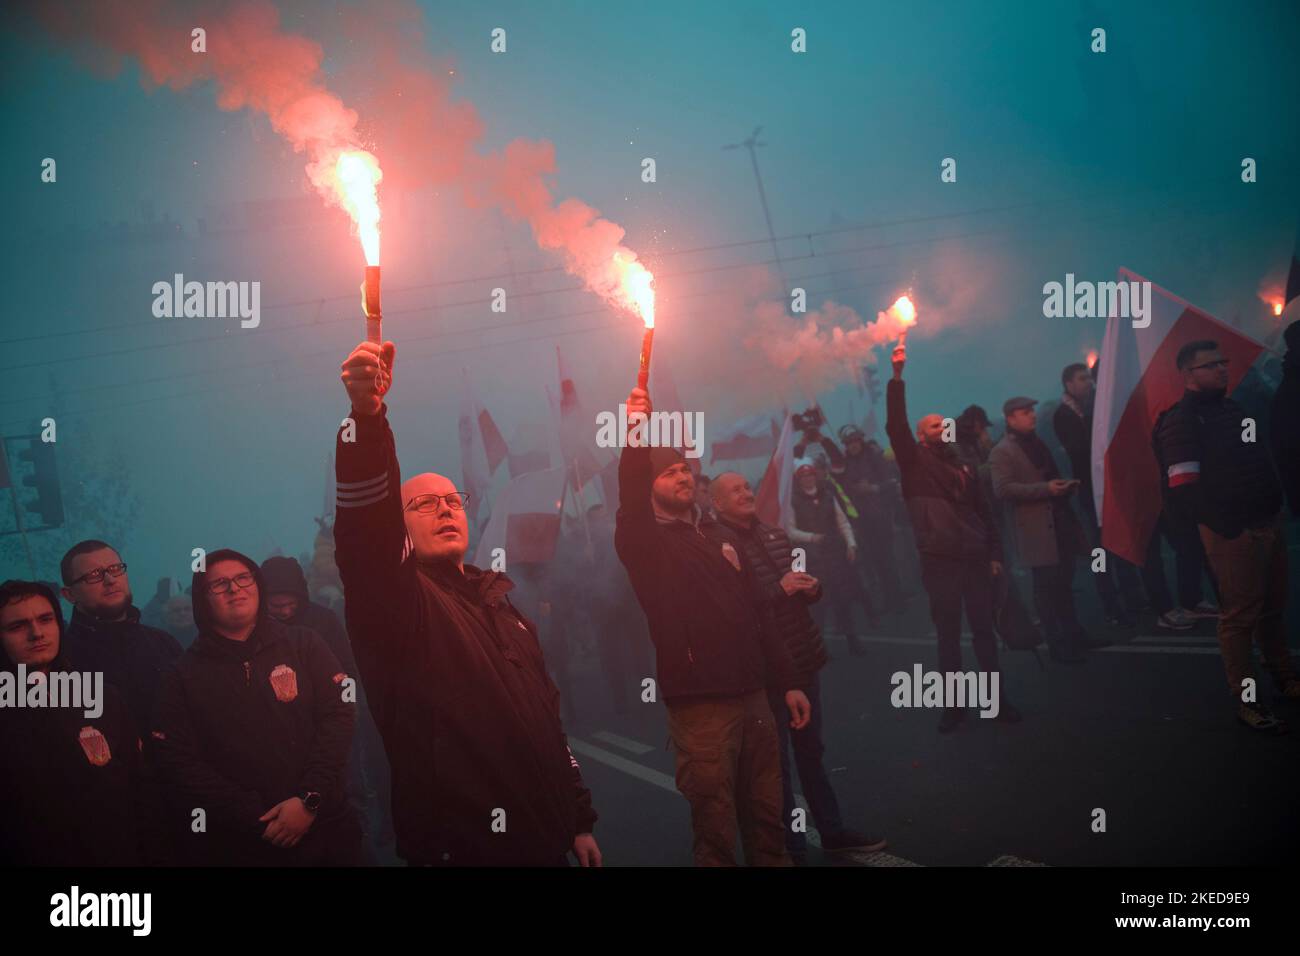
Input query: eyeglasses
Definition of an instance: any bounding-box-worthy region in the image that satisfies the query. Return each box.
[207,572,256,595]
[404,492,470,514]
[72,562,127,586]
[1190,359,1229,371]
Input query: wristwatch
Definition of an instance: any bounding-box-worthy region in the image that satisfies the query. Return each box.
[300,791,322,813]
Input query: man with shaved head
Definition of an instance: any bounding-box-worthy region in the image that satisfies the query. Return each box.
[886,343,1019,732]
[332,340,600,866]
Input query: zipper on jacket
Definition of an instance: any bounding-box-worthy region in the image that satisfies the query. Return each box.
[242,661,251,686]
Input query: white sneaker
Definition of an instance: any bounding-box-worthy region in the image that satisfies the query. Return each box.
[1186,601,1221,619]
[1156,609,1195,631]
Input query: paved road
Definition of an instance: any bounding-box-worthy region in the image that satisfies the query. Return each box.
[559,589,1300,867]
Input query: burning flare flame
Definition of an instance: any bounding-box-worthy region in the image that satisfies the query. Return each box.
[1274,301,1284,317]
[330,149,383,266]
[892,294,916,328]
[1086,349,1099,368]
[613,251,656,328]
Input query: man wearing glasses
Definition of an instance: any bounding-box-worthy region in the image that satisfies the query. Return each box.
[1155,340,1298,734]
[150,549,362,865]
[59,540,183,745]
[333,340,600,867]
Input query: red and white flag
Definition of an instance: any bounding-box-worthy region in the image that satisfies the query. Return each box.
[556,347,613,489]
[507,421,554,479]
[1091,268,1263,563]
[710,415,780,463]
[754,413,795,530]
[473,466,568,568]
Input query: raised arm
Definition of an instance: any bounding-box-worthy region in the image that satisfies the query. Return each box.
[333,341,417,726]
[614,387,664,587]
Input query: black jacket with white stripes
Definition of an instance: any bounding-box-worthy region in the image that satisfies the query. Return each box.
[334,405,596,866]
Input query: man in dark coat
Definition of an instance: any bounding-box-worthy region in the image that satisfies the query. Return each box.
[616,384,810,866]
[886,343,1020,732]
[1155,340,1296,734]
[709,471,886,863]
[335,340,600,867]
[1,579,142,866]
[58,539,183,744]
[150,549,362,866]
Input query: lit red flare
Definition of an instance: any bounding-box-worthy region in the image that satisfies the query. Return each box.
[1086,349,1099,369]
[613,251,656,328]
[890,294,917,344]
[328,148,384,266]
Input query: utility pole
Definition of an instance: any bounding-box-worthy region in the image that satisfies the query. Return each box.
[724,126,789,298]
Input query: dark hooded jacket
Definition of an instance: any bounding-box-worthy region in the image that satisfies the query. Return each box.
[150,551,358,866]
[886,379,1003,561]
[334,408,597,866]
[260,556,358,677]
[61,603,182,746]
[0,582,141,866]
[615,443,797,701]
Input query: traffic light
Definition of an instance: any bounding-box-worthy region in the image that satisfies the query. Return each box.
[18,440,64,529]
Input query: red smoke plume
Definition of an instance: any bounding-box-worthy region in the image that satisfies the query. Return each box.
[26,0,652,321]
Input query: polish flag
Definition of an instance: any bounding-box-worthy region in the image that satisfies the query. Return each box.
[473,466,568,567]
[507,421,555,479]
[710,415,780,463]
[754,413,795,530]
[556,347,613,488]
[1091,268,1263,563]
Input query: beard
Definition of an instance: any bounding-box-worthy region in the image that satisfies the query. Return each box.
[652,487,694,516]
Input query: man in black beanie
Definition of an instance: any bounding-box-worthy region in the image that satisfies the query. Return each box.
[150,549,361,865]
[615,385,810,866]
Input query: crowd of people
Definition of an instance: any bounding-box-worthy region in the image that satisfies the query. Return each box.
[2,320,1297,866]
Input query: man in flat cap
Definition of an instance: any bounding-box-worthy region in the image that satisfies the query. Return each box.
[990,395,1090,664]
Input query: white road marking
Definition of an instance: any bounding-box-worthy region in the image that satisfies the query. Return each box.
[591,731,655,755]
[571,736,1032,868]
[568,738,677,792]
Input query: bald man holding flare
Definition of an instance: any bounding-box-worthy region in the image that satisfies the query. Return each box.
[332,340,600,867]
